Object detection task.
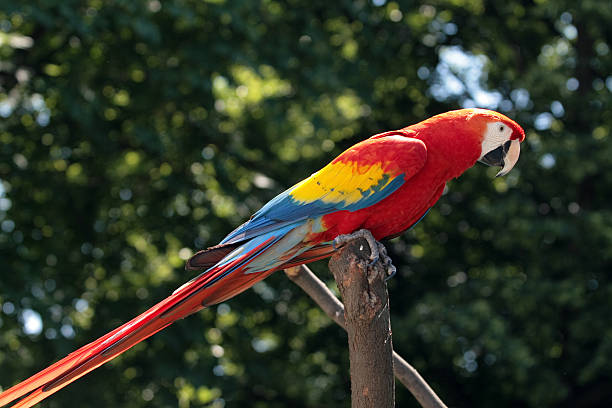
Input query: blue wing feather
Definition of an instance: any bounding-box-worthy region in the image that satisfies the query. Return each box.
[221,174,405,245]
[221,135,427,246]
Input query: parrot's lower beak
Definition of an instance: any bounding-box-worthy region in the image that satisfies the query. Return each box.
[478,139,521,177]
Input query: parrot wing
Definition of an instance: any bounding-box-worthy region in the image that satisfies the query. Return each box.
[186,133,427,270]
[209,132,427,243]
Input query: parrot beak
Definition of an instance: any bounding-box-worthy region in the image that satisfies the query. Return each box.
[478,139,521,177]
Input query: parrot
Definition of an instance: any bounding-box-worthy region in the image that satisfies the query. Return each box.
[0,108,524,407]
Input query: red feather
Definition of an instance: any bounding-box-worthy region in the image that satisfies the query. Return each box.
[0,238,279,407]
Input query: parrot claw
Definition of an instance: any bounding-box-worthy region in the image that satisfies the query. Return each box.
[384,264,397,281]
[368,255,380,266]
[376,241,397,281]
[333,229,398,281]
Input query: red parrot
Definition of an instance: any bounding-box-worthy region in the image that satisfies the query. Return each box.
[0,108,524,407]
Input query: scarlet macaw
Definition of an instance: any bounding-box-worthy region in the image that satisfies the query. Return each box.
[0,108,524,407]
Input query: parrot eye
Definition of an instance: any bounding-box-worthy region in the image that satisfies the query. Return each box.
[499,125,505,132]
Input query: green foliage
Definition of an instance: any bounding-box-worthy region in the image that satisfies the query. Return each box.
[0,0,611,407]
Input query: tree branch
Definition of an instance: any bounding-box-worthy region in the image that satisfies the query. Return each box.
[284,245,448,408]
[329,238,395,407]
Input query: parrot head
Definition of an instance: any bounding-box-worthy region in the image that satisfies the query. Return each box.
[474,109,525,176]
[409,108,525,179]
[410,108,525,178]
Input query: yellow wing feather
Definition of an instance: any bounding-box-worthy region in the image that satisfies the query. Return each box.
[290,161,394,206]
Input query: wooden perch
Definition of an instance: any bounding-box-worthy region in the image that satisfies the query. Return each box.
[284,242,448,408]
[329,238,395,407]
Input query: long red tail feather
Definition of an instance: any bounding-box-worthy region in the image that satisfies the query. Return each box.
[0,237,291,408]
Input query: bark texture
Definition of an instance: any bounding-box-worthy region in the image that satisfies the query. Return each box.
[328,238,395,408]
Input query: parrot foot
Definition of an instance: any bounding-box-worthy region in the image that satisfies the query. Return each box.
[333,229,397,280]
[333,229,380,263]
[376,241,397,282]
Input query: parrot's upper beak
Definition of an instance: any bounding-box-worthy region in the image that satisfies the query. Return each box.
[478,139,521,177]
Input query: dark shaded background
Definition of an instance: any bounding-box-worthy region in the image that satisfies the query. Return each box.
[1,0,611,407]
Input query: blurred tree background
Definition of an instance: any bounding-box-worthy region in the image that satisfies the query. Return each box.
[0,0,611,407]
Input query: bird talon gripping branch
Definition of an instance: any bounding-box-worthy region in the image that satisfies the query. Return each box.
[385,265,397,282]
[333,229,380,264]
[374,242,398,281]
[0,109,524,408]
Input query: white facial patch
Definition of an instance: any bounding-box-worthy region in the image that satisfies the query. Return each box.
[479,121,514,160]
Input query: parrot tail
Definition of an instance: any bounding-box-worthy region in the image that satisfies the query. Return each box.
[0,224,322,408]
[185,242,241,271]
